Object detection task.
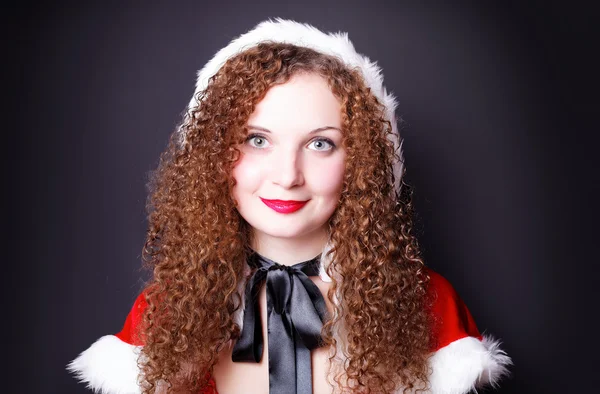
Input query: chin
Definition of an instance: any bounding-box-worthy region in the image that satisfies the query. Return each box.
[256,224,315,239]
[240,204,335,240]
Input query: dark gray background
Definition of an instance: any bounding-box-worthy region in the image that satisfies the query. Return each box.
[8,1,596,393]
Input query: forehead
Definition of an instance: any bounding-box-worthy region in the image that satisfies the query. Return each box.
[247,73,342,132]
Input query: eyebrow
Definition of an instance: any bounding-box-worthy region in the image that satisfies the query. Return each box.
[247,125,342,134]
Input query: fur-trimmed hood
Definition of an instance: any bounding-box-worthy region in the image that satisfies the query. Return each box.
[178,18,405,193]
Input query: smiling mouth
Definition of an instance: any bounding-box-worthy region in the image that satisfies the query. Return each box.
[260,198,309,214]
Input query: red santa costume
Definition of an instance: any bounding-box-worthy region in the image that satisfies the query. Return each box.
[68,19,511,394]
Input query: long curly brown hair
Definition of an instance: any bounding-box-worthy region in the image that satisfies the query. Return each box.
[138,42,432,393]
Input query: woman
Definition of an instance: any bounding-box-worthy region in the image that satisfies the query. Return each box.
[69,19,510,394]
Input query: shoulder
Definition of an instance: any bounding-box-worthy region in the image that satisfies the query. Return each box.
[114,291,148,345]
[422,267,512,393]
[67,292,147,393]
[425,268,482,349]
[68,292,217,393]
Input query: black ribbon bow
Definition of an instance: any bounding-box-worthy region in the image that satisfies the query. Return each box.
[232,252,329,394]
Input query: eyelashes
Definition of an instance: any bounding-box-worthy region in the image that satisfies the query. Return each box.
[245,133,337,152]
[246,133,270,149]
[307,138,335,151]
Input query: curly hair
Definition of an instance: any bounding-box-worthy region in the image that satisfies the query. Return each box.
[138,42,432,393]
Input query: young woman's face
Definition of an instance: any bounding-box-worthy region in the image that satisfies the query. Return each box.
[232,72,346,240]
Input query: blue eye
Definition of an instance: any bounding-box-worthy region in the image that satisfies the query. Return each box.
[246,134,270,149]
[308,138,334,151]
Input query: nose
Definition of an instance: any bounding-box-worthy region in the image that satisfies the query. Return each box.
[270,148,304,188]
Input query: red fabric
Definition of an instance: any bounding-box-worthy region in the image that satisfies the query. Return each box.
[113,269,481,393]
[114,292,219,393]
[115,292,147,346]
[425,268,483,351]
[199,375,218,394]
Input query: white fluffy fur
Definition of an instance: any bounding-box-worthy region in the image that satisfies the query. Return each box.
[425,335,512,394]
[67,335,142,394]
[180,18,405,191]
[68,334,510,394]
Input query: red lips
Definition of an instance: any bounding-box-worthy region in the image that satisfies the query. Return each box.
[260,198,309,214]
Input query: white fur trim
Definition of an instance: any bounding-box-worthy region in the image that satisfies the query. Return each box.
[425,335,512,394]
[67,335,141,394]
[181,18,404,191]
[318,241,334,283]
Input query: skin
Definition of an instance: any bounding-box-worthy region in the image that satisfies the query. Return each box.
[231,72,346,266]
[213,72,346,393]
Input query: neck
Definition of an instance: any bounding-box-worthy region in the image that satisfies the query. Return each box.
[250,227,329,266]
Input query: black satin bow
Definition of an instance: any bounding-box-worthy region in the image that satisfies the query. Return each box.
[232,252,329,394]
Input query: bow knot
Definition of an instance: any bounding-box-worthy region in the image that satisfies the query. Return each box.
[266,262,295,273]
[232,252,329,394]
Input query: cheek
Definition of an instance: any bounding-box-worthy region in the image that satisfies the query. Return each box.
[306,156,346,197]
[232,155,263,198]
